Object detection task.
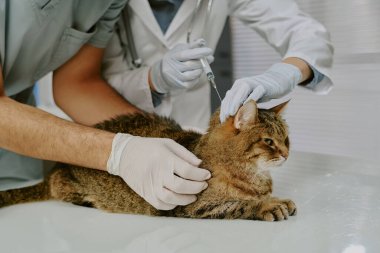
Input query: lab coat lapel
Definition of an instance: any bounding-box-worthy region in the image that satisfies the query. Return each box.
[128,0,166,46]
[164,0,196,41]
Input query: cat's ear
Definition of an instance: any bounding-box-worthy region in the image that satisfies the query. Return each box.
[270,100,290,115]
[234,100,258,129]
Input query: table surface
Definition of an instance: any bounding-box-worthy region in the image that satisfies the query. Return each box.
[0,151,379,253]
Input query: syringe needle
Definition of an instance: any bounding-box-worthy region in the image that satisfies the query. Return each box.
[210,79,222,102]
[200,57,222,103]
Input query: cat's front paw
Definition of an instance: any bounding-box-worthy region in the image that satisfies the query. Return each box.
[255,198,297,221]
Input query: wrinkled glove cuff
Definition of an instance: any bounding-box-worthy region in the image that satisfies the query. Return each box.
[107,133,134,176]
[151,61,170,94]
[267,63,303,90]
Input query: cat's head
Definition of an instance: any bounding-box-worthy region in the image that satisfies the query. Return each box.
[202,100,289,171]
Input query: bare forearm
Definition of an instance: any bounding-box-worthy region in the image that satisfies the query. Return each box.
[283,57,313,84]
[53,76,140,126]
[0,96,114,170]
[53,44,141,126]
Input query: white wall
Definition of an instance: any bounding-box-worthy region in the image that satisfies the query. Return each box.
[231,0,380,161]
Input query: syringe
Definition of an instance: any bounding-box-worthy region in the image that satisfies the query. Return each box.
[200,57,222,102]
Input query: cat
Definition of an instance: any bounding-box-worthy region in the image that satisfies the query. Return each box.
[0,100,296,221]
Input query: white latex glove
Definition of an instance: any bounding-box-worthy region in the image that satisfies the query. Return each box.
[151,38,214,93]
[107,133,211,210]
[220,63,302,122]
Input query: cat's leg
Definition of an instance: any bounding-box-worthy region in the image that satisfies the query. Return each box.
[173,198,296,221]
[252,197,297,221]
[48,168,92,207]
[172,200,256,219]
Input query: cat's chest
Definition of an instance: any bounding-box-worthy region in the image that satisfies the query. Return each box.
[207,173,272,200]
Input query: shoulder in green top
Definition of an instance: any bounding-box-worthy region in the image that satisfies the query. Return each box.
[0,0,127,97]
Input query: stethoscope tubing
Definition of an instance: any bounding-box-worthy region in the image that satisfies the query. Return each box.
[122,0,142,68]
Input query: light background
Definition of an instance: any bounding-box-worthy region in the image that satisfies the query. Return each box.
[230,0,380,161]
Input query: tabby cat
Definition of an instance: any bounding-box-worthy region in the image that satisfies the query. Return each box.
[0,100,296,221]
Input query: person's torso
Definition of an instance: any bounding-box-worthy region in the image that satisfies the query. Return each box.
[103,0,230,129]
[1,0,117,97]
[123,0,230,67]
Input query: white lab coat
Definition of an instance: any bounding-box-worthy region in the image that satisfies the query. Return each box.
[102,0,333,131]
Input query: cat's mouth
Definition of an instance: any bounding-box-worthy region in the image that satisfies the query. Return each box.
[256,157,286,170]
[269,157,286,166]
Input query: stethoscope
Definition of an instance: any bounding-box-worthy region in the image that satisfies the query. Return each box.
[0,0,7,73]
[121,0,214,69]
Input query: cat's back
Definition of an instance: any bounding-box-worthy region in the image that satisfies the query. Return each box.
[94,113,202,151]
[94,113,182,137]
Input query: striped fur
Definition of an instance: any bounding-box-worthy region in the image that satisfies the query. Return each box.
[0,101,296,221]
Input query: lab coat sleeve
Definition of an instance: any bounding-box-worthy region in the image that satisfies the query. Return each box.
[229,0,334,94]
[102,33,155,112]
[88,0,128,48]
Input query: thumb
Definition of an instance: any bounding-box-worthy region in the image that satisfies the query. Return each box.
[164,139,202,166]
[189,38,206,49]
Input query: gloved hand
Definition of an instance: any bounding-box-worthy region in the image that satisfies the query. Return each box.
[107,133,211,210]
[150,38,214,93]
[220,63,302,122]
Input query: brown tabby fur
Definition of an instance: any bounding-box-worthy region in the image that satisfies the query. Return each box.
[0,100,296,221]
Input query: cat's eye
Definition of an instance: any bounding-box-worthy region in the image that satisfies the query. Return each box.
[285,137,290,147]
[264,138,274,146]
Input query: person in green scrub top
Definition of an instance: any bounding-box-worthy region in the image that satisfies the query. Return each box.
[0,0,210,211]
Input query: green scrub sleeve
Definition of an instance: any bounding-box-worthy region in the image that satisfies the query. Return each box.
[88,0,128,48]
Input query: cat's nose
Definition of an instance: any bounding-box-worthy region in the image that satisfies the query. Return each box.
[280,149,288,159]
